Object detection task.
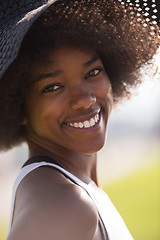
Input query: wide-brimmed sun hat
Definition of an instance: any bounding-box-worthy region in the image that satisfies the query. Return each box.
[0,0,160,79]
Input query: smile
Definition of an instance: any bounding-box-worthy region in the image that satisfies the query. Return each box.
[67,112,100,129]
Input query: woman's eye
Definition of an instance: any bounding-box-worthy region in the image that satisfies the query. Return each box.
[40,84,62,94]
[86,69,102,79]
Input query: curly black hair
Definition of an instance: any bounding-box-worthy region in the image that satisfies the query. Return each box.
[0,0,159,150]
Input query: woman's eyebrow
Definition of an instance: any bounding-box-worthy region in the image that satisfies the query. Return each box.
[83,56,100,67]
[33,69,62,84]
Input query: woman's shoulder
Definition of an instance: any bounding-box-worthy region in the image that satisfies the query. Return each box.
[8,166,99,240]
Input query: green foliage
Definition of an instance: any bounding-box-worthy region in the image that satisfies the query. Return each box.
[103,162,160,240]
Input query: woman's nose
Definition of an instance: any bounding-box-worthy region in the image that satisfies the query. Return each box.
[70,86,96,110]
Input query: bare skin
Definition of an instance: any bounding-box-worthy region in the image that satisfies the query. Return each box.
[7,46,113,240]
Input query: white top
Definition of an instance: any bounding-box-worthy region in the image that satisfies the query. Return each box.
[8,161,134,240]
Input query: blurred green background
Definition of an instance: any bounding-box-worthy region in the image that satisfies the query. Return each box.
[103,159,160,240]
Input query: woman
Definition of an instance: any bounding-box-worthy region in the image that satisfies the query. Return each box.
[0,0,159,239]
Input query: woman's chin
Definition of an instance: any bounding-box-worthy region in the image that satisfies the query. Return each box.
[76,139,106,155]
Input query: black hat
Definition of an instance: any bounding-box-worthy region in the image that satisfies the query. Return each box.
[0,0,159,79]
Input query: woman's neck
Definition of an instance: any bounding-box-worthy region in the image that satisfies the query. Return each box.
[27,140,98,185]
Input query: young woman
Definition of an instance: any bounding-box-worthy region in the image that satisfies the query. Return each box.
[0,0,159,239]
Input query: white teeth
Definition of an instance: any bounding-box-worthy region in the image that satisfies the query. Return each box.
[78,122,84,128]
[90,118,95,127]
[84,121,90,128]
[95,113,99,123]
[73,122,79,128]
[68,112,100,129]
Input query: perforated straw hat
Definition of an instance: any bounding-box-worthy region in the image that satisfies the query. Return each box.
[0,0,160,79]
[123,0,160,27]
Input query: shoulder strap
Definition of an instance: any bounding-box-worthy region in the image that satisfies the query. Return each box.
[22,156,89,186]
[22,155,62,168]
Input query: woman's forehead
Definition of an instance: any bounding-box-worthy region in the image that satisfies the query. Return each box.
[48,45,99,62]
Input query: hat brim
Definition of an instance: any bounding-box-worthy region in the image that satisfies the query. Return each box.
[0,0,57,78]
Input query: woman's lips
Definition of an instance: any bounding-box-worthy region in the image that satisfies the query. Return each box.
[66,110,100,129]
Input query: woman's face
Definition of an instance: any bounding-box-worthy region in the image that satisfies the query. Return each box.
[24,45,113,154]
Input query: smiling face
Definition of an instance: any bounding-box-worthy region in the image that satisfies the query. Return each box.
[24,46,113,155]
